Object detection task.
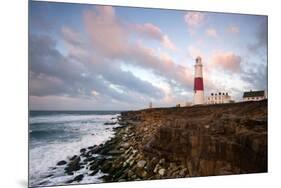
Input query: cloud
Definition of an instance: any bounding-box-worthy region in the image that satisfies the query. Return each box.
[248,18,268,54]
[29,34,164,103]
[240,62,267,91]
[187,46,204,59]
[227,25,240,34]
[206,27,218,38]
[210,51,242,72]
[61,26,84,47]
[83,6,129,57]
[184,12,205,35]
[83,6,192,89]
[134,23,176,50]
[162,35,177,50]
[184,12,205,28]
[30,5,213,110]
[134,23,162,40]
[29,73,66,96]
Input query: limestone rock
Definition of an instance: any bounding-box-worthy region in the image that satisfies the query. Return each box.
[158,168,166,176]
[137,160,147,168]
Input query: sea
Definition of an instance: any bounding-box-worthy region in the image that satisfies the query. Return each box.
[29,111,121,187]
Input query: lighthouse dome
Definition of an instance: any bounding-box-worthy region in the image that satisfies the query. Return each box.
[196,56,202,64]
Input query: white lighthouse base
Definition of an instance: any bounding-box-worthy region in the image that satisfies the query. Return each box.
[194,90,204,105]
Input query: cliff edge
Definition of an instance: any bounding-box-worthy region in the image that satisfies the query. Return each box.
[55,100,267,183]
[119,100,267,179]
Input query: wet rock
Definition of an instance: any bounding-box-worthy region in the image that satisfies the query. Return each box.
[73,174,84,182]
[89,169,99,176]
[101,161,112,173]
[80,148,86,153]
[44,174,53,178]
[101,175,112,181]
[57,160,67,166]
[65,157,81,174]
[70,155,78,161]
[87,156,96,162]
[89,156,106,171]
[104,122,117,125]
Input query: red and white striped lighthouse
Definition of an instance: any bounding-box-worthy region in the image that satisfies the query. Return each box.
[193,56,204,105]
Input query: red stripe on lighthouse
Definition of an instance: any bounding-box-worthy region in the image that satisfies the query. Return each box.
[194,77,204,91]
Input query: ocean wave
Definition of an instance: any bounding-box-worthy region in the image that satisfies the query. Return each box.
[29,113,120,186]
[30,113,119,125]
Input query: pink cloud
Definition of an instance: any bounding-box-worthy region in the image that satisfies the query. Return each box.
[206,27,218,38]
[184,12,205,27]
[187,46,205,59]
[210,51,242,72]
[162,35,176,50]
[227,25,240,34]
[129,43,193,86]
[134,23,176,50]
[81,6,192,89]
[135,23,162,40]
[83,6,128,57]
[61,26,90,61]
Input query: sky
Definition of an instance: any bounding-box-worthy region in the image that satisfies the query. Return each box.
[29,1,268,111]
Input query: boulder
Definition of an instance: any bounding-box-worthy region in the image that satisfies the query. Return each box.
[73,174,84,182]
[104,122,117,125]
[101,161,112,173]
[158,168,166,176]
[89,169,99,176]
[57,160,67,166]
[137,160,147,168]
[107,149,123,155]
[89,157,106,171]
[121,142,130,149]
[69,155,78,161]
[179,168,188,177]
[64,157,81,174]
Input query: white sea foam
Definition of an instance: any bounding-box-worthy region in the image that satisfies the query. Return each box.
[30,113,119,124]
[29,113,120,187]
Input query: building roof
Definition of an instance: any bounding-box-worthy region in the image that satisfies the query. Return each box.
[243,90,265,98]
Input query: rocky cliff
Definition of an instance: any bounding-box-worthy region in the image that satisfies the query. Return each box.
[54,100,267,183]
[120,100,267,179]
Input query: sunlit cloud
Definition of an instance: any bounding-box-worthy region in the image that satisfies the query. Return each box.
[184,12,205,28]
[210,51,242,72]
[29,2,267,110]
[134,23,177,50]
[227,25,240,34]
[206,27,218,38]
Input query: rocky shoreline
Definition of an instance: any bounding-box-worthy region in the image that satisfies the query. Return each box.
[53,100,267,184]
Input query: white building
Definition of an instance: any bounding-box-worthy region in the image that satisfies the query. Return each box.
[207,92,232,104]
[243,90,266,101]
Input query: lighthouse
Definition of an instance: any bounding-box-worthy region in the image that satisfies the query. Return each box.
[193,56,204,105]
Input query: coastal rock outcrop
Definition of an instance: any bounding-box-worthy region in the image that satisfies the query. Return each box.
[139,100,268,176]
[52,100,267,184]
